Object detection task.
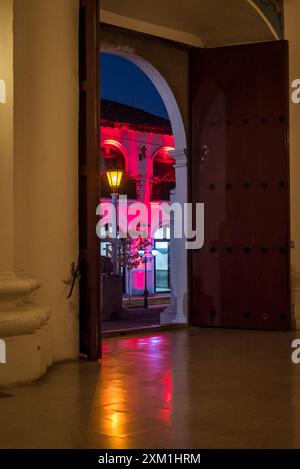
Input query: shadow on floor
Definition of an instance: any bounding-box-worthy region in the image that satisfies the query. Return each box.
[102,306,166,331]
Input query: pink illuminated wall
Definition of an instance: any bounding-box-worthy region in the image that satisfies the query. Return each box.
[100,121,174,295]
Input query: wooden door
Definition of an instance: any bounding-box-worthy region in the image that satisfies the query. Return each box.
[79,0,101,358]
[190,41,290,330]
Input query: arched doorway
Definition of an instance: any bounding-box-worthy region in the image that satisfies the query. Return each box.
[79,0,288,361]
[153,225,171,294]
[100,49,188,325]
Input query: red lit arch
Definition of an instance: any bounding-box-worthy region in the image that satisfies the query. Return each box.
[100,138,129,173]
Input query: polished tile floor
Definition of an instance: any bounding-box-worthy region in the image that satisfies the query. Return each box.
[102,306,162,331]
[1,327,300,448]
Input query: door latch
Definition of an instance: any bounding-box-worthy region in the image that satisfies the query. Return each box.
[63,258,81,299]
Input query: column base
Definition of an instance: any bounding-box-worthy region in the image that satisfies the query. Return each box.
[160,297,188,324]
[160,292,177,324]
[0,272,52,386]
[160,309,177,324]
[173,311,188,324]
[0,305,53,386]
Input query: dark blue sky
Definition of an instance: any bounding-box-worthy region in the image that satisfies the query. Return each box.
[100,53,169,119]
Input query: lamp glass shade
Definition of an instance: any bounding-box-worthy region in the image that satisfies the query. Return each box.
[106,170,123,193]
[138,249,145,257]
[151,249,159,257]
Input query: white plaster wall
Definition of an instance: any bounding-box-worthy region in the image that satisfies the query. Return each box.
[0,0,14,275]
[13,0,80,360]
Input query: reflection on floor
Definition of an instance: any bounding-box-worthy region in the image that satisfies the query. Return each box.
[102,306,164,332]
[1,327,300,448]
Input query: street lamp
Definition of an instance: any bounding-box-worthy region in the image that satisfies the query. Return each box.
[151,249,159,258]
[106,169,123,274]
[138,248,158,309]
[106,170,123,194]
[138,248,145,258]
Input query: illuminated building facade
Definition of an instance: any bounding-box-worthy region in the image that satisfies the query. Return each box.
[100,100,175,296]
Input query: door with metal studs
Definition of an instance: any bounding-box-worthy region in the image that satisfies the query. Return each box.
[79,0,101,359]
[190,41,290,330]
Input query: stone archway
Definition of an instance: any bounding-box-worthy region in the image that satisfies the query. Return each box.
[100,48,188,324]
[101,138,130,173]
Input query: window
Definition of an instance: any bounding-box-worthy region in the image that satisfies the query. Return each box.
[152,148,175,201]
[154,225,170,293]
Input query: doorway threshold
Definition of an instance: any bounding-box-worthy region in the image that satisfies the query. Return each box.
[102,322,187,338]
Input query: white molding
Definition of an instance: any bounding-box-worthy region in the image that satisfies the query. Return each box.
[101,49,188,325]
[0,306,51,338]
[100,10,204,48]
[170,149,187,167]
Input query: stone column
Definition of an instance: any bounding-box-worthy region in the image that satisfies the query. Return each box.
[285,1,300,329]
[161,149,188,324]
[0,0,51,386]
[160,190,177,324]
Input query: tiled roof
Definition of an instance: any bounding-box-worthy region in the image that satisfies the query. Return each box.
[101,99,172,135]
